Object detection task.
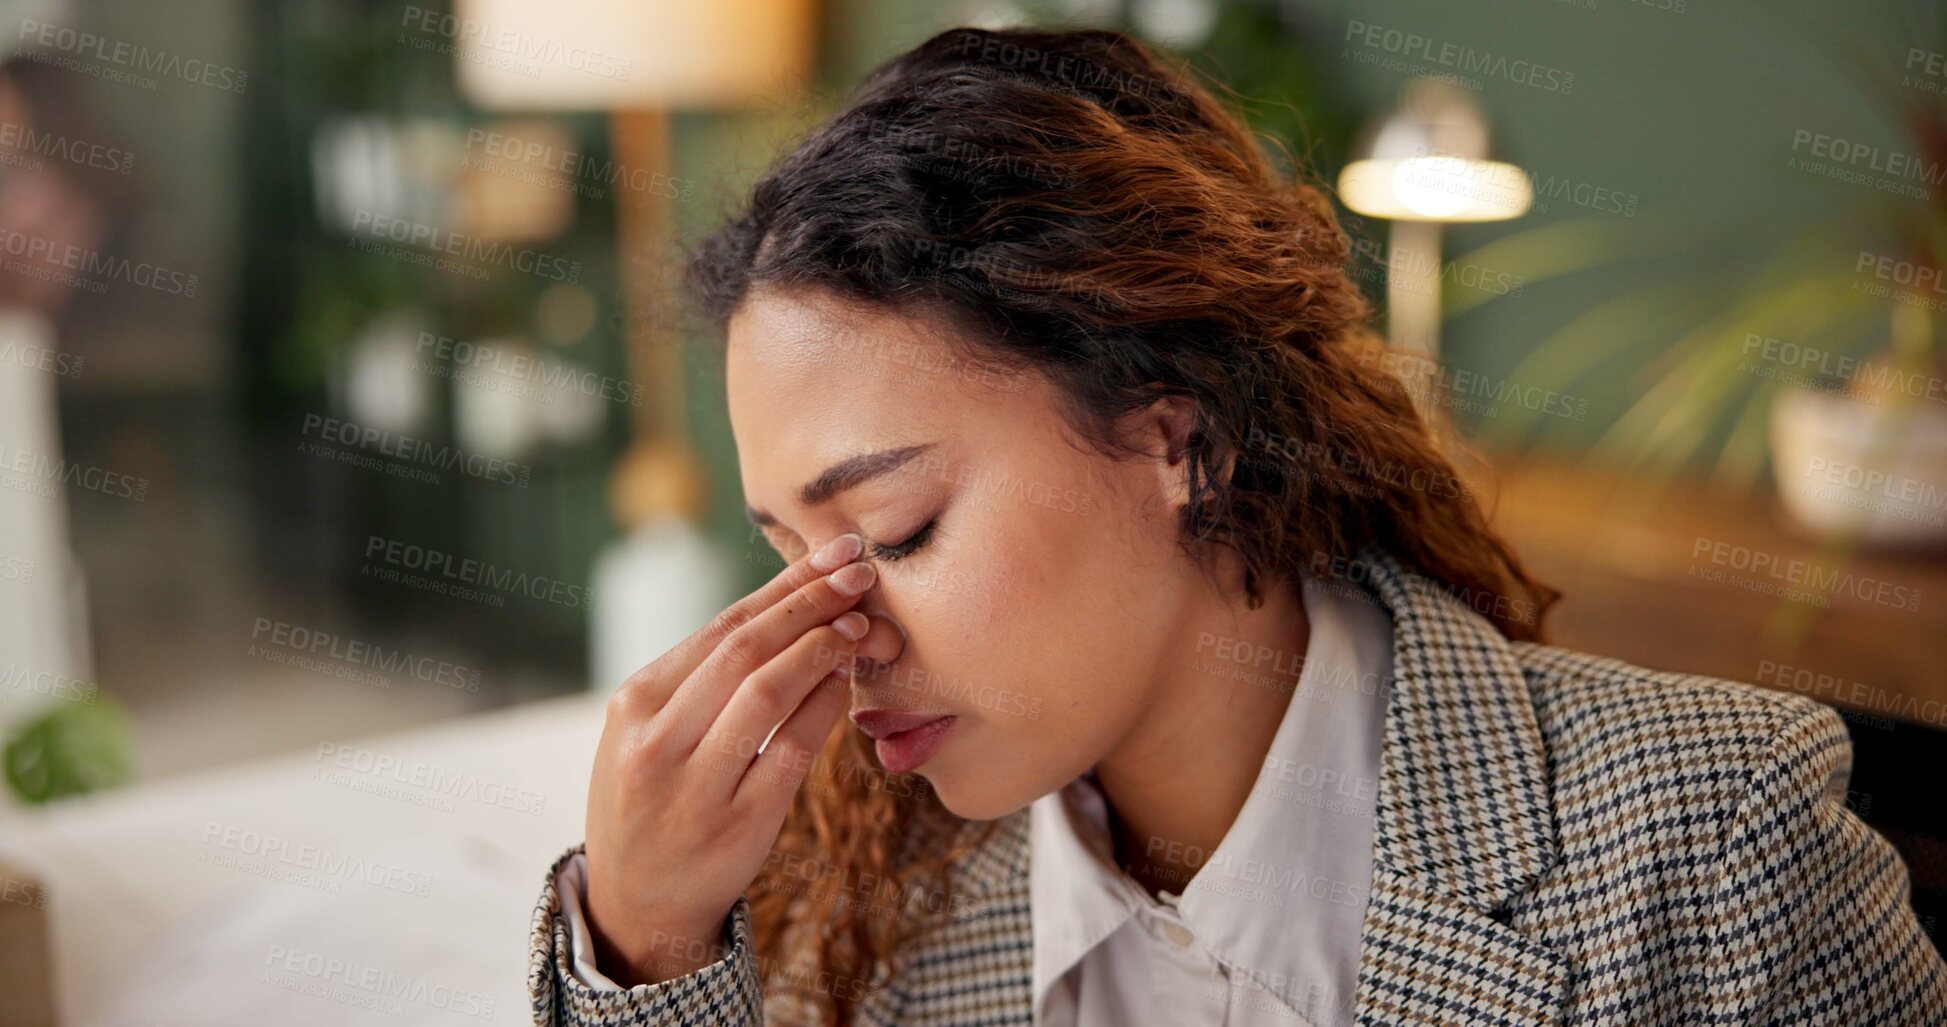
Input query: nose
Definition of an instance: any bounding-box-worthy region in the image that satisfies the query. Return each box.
[849,612,906,678]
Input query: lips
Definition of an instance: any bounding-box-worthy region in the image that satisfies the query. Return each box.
[849,708,952,740]
[850,708,959,775]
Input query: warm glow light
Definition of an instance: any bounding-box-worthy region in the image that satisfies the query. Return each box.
[450,0,814,110]
[1337,157,1534,222]
[1392,160,1471,218]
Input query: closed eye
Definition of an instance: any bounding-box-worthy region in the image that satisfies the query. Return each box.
[869,517,937,562]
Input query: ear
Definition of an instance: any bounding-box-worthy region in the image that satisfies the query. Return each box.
[1125,396,1232,514]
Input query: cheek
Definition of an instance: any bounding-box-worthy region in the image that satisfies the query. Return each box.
[906,511,1167,815]
[912,501,1145,718]
[859,504,1064,716]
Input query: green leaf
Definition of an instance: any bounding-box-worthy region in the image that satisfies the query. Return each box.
[5,697,132,804]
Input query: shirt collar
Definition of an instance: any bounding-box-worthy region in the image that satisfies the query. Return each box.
[1027,765,1149,1000]
[1028,572,1396,1022]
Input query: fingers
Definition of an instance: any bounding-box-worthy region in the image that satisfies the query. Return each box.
[695,618,861,798]
[734,612,905,812]
[663,559,878,752]
[736,655,854,813]
[612,532,865,715]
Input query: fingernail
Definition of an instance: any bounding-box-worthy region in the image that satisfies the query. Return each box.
[832,611,868,641]
[812,533,863,572]
[829,561,877,596]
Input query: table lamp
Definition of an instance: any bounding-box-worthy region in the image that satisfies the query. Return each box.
[1336,78,1531,363]
[452,0,813,492]
[451,0,815,690]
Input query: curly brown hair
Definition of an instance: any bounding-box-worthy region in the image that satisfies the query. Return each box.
[684,24,1559,1025]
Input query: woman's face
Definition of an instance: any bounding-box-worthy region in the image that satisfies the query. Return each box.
[725,284,1209,821]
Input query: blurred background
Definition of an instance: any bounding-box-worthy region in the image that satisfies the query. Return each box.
[0,0,1943,1023]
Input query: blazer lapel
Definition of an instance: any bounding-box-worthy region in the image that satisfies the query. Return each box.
[1344,543,1572,1027]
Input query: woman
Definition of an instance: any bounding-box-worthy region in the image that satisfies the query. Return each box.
[527,26,1947,1027]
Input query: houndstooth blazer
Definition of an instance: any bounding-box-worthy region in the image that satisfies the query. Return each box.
[528,543,1947,1026]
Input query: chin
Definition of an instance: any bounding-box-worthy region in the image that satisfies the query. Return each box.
[925,769,1038,822]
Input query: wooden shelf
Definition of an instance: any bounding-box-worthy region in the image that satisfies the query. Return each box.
[1471,450,1947,730]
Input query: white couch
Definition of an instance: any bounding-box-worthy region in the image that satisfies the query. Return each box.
[0,692,604,1027]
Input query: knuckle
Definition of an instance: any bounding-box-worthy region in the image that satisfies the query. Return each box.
[620,647,677,689]
[743,673,788,715]
[709,601,758,641]
[716,628,761,668]
[606,679,656,720]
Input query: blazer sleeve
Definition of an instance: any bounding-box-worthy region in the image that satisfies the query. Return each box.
[528,844,764,1027]
[1702,702,1947,1025]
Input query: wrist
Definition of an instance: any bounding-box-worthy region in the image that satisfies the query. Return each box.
[586,904,732,987]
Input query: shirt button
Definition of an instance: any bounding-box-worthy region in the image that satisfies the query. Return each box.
[1162,922,1195,948]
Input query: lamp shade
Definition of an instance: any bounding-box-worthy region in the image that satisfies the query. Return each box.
[449,0,815,110]
[1337,78,1531,223]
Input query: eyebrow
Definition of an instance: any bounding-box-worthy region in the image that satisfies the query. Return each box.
[745,442,937,529]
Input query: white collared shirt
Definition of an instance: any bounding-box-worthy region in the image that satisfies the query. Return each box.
[555,574,1393,1024]
[1028,575,1392,1027]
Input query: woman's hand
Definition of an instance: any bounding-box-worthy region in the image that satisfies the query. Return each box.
[582,532,893,986]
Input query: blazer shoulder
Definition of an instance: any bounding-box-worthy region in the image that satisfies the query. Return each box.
[1512,639,1845,741]
[1499,651,1947,1024]
[1506,640,1855,814]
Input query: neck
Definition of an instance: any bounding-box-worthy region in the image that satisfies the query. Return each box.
[1094,571,1310,900]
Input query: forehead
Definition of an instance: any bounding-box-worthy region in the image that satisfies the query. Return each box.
[724,287,985,513]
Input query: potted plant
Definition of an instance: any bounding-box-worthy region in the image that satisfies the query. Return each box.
[1439,16,1947,551]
